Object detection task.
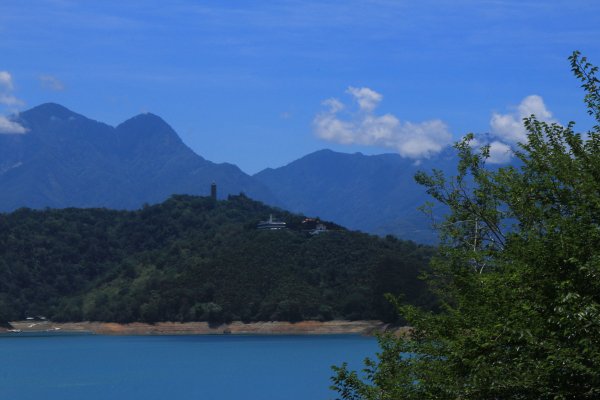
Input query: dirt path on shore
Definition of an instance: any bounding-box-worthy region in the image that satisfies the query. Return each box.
[5,320,405,336]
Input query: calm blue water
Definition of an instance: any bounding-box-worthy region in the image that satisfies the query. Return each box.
[0,334,377,400]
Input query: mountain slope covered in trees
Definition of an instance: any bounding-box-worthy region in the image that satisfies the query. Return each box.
[0,195,433,324]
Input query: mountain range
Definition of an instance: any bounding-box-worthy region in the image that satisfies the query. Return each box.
[254,149,458,243]
[0,103,460,242]
[0,103,277,210]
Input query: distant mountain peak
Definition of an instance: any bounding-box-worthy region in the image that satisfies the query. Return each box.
[128,112,168,123]
[20,102,81,121]
[117,112,175,132]
[115,112,184,150]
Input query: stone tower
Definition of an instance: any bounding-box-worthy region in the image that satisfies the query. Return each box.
[210,182,217,201]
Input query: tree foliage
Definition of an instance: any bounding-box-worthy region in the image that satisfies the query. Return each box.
[332,51,600,399]
[0,194,433,324]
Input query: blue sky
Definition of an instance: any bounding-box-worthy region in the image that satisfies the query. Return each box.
[1,0,599,173]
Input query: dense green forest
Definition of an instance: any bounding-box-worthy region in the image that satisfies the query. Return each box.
[0,194,433,324]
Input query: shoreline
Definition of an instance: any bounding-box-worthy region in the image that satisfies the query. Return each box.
[3,320,406,336]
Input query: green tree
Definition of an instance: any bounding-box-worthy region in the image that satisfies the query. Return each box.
[332,51,600,399]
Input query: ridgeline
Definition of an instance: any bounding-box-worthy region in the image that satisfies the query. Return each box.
[0,194,433,324]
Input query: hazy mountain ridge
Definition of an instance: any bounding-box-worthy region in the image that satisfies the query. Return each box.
[255,149,458,243]
[0,103,278,211]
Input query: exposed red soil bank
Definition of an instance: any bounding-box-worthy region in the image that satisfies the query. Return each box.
[7,320,407,336]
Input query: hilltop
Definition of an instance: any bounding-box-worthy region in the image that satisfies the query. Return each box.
[0,195,433,324]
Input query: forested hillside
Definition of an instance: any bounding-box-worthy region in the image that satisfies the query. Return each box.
[0,195,433,324]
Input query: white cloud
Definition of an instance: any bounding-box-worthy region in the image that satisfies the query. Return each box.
[314,87,452,159]
[484,94,557,164]
[0,70,27,133]
[314,91,557,163]
[0,71,24,107]
[0,71,14,91]
[315,109,354,143]
[40,75,65,91]
[346,86,382,112]
[487,140,512,164]
[322,97,345,113]
[490,95,556,144]
[0,94,24,107]
[0,116,26,134]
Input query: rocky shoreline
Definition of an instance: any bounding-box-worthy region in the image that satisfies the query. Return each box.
[2,320,406,336]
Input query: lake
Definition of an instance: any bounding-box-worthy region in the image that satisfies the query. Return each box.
[0,334,378,400]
